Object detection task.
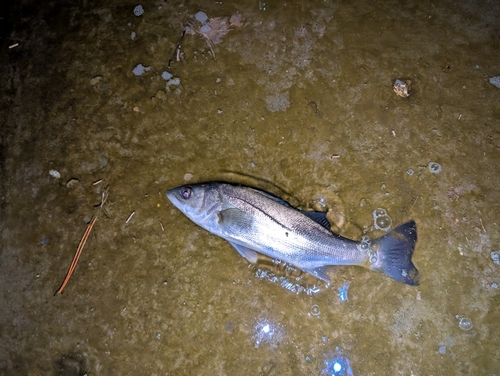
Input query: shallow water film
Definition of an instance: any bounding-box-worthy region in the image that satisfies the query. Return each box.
[1,0,499,374]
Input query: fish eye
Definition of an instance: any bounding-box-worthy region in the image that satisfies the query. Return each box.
[181,187,192,199]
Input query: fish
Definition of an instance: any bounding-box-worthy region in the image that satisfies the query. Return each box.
[166,182,419,286]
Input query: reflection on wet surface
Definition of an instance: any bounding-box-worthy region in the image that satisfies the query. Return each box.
[1,0,499,374]
[322,347,354,376]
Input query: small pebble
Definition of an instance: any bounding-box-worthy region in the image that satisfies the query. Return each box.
[491,250,500,265]
[200,24,212,34]
[393,79,411,98]
[131,31,136,40]
[438,346,446,355]
[195,11,208,23]
[90,75,102,85]
[488,76,500,88]
[132,64,151,76]
[184,173,193,181]
[167,77,181,86]
[66,178,79,189]
[133,5,144,17]
[49,170,60,179]
[161,71,173,81]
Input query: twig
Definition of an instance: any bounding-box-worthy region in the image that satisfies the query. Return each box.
[100,186,109,208]
[126,211,135,223]
[479,218,486,233]
[409,195,419,213]
[54,216,98,295]
[168,28,187,68]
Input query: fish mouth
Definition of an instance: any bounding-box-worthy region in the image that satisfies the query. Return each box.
[165,188,182,208]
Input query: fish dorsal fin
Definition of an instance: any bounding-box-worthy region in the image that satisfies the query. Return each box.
[301,211,331,231]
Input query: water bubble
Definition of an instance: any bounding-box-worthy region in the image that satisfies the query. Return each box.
[373,208,392,231]
[406,168,414,176]
[438,346,446,355]
[458,317,473,330]
[358,236,371,251]
[456,315,473,331]
[428,161,442,174]
[375,216,392,231]
[310,304,320,317]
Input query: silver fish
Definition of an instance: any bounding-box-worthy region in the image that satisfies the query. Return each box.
[166,182,419,285]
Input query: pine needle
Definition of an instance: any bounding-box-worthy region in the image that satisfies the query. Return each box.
[54,216,98,295]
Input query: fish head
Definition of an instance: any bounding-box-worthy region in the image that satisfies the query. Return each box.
[166,183,222,225]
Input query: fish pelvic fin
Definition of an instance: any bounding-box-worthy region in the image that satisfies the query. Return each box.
[369,220,420,286]
[228,242,259,264]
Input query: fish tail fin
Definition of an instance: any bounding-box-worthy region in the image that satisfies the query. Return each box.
[369,220,419,286]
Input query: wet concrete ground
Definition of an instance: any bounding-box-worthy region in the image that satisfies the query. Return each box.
[1,0,499,374]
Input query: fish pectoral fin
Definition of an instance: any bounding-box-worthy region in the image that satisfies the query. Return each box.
[302,266,331,283]
[300,211,331,231]
[228,242,259,264]
[217,208,253,230]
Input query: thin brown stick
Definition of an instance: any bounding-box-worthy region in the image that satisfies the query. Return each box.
[54,216,98,295]
[168,28,187,68]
